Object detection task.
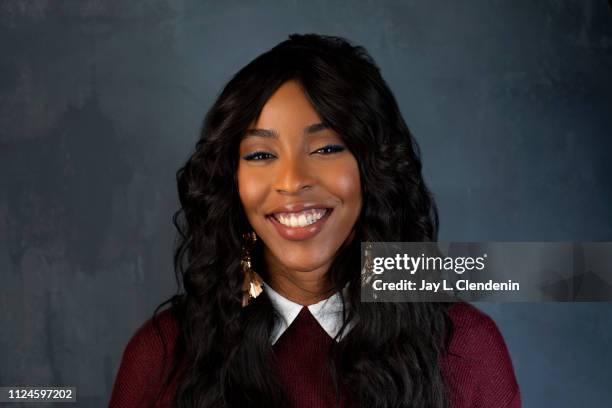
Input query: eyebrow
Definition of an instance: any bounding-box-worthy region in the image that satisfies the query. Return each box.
[243,123,330,139]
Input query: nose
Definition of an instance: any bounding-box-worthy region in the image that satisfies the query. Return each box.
[274,155,315,194]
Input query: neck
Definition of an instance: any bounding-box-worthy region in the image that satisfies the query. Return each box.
[263,252,336,306]
[266,273,336,306]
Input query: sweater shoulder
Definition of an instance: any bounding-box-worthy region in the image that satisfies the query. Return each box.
[128,307,180,356]
[109,307,181,407]
[442,302,521,407]
[447,301,509,358]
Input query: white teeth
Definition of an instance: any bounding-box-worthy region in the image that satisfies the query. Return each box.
[274,208,328,228]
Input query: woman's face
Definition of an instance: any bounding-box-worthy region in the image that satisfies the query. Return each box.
[237,80,362,280]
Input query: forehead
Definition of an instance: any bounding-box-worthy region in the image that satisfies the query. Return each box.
[252,80,321,128]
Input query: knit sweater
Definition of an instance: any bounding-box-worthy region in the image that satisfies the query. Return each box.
[109,302,520,407]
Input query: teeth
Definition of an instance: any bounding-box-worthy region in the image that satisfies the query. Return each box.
[274,208,328,228]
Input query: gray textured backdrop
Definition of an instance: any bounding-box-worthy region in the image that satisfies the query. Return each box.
[1,1,611,407]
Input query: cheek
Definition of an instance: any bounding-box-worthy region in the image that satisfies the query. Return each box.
[324,159,362,207]
[237,166,267,215]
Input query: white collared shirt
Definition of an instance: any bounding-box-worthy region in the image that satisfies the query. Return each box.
[263,281,353,345]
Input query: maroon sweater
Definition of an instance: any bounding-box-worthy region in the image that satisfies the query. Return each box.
[109,302,520,407]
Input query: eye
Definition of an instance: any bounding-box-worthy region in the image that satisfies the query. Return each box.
[313,144,346,155]
[242,151,275,161]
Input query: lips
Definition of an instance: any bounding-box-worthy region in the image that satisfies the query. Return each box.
[266,202,333,216]
[266,204,334,241]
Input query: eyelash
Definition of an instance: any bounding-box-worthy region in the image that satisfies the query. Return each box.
[242,144,346,161]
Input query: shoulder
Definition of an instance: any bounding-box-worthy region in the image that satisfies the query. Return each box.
[442,301,521,408]
[447,301,507,357]
[124,307,180,359]
[109,307,182,407]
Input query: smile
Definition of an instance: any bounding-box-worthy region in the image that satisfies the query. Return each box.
[273,208,330,227]
[267,208,333,241]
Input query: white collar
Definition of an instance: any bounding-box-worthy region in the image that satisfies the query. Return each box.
[263,281,352,345]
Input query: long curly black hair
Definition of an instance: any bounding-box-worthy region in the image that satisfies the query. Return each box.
[153,33,454,408]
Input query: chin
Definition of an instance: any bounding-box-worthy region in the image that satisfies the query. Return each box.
[274,254,334,273]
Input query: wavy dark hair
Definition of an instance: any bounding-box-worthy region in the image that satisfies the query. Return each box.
[153,33,454,408]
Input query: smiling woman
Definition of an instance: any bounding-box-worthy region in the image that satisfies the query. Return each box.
[238,80,362,305]
[109,34,520,408]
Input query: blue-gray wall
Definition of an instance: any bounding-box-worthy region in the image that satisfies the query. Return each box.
[1,1,611,406]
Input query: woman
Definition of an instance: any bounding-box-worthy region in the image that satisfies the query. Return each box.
[109,34,520,408]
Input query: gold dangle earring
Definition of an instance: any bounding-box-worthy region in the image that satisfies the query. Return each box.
[241,231,264,307]
[361,241,375,286]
